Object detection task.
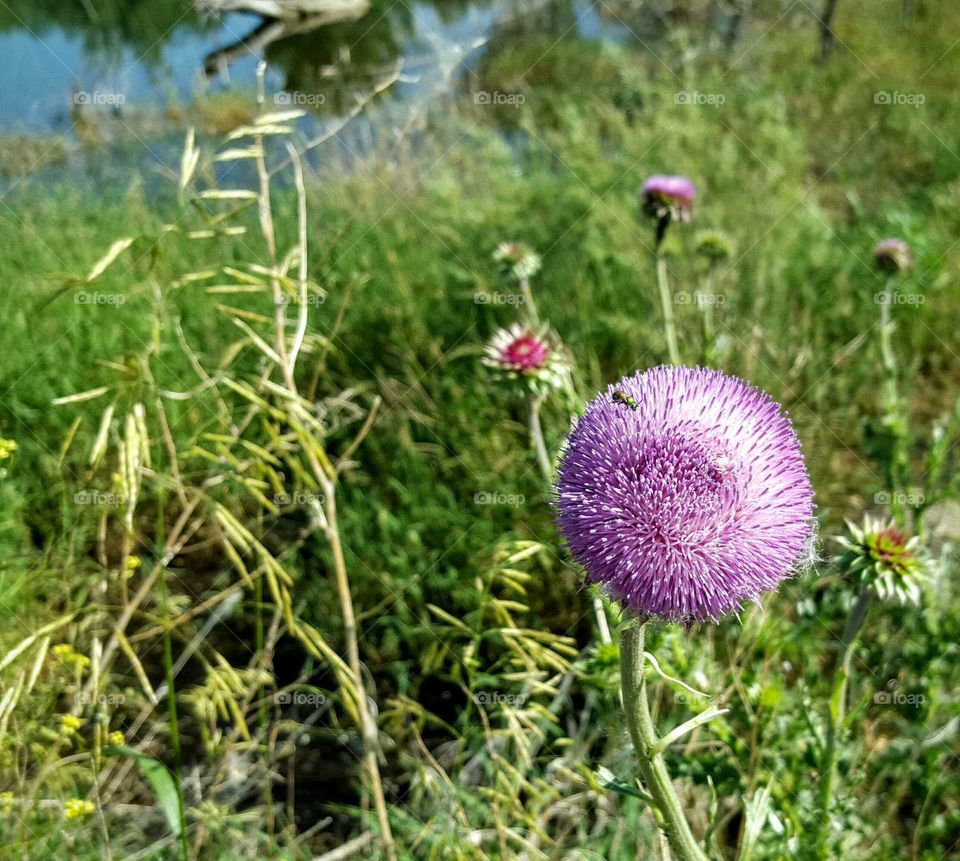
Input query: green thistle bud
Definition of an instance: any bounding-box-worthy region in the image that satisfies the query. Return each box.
[835,516,926,605]
[493,242,542,281]
[694,230,734,263]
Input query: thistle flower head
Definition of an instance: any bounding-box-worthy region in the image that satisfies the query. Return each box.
[555,366,815,622]
[835,516,926,605]
[873,238,913,274]
[483,323,571,393]
[641,175,696,223]
[694,230,734,262]
[493,242,542,281]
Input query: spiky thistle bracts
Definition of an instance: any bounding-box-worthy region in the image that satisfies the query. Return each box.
[835,516,926,605]
[555,366,815,621]
[493,241,542,281]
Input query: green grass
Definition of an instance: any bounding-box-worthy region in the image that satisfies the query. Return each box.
[1,0,960,857]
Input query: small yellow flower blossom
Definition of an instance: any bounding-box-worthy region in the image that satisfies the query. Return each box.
[64,798,95,821]
[52,644,90,671]
[107,731,125,746]
[124,555,141,577]
[60,714,82,735]
[0,439,16,460]
[0,791,14,815]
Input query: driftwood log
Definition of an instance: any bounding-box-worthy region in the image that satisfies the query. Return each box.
[196,0,369,22]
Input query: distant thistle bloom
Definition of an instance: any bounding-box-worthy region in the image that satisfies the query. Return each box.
[483,323,570,392]
[641,175,696,223]
[494,241,542,281]
[836,516,925,605]
[555,366,815,621]
[873,238,913,274]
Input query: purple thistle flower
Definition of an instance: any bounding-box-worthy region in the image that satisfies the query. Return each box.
[641,175,696,223]
[555,366,815,621]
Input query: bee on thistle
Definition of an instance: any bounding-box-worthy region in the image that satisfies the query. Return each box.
[612,389,639,410]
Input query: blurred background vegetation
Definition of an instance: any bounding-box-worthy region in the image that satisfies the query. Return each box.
[0,0,958,858]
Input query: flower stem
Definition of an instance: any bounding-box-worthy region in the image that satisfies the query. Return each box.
[879,276,908,522]
[620,614,709,861]
[816,587,873,859]
[529,394,552,480]
[520,276,540,326]
[656,254,681,365]
[701,263,717,365]
[162,600,190,861]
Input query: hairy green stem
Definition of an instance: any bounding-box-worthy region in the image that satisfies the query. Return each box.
[879,277,908,522]
[702,264,717,365]
[620,614,709,861]
[656,254,681,365]
[520,275,540,325]
[163,612,190,861]
[816,587,873,858]
[529,395,552,480]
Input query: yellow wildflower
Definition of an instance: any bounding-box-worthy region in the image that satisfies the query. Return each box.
[52,644,90,671]
[64,798,95,820]
[60,714,82,735]
[107,731,125,746]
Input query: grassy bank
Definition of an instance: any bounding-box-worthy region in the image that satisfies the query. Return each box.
[1,1,959,857]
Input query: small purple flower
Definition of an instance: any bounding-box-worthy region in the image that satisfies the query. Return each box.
[641,175,696,223]
[555,366,815,621]
[873,238,913,273]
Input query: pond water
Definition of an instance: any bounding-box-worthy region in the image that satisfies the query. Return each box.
[0,0,734,190]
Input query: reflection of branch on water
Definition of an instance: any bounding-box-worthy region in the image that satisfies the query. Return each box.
[197,0,369,20]
[269,59,404,176]
[201,0,371,78]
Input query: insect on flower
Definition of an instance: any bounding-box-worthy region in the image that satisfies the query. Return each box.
[612,389,639,410]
